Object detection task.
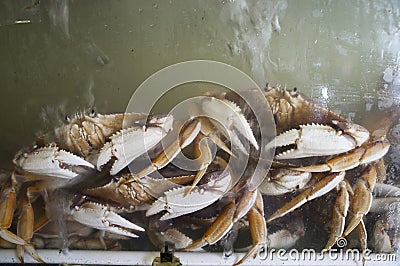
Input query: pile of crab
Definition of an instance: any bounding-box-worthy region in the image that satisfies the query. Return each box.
[0,86,398,265]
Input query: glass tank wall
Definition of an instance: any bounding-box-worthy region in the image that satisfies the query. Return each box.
[0,0,399,265]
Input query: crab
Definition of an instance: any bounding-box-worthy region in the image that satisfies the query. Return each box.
[262,87,391,253]
[0,170,61,263]
[30,218,126,251]
[0,85,394,266]
[180,167,335,265]
[176,86,392,265]
[12,142,149,235]
[54,111,157,158]
[369,183,400,253]
[0,111,174,263]
[48,110,174,176]
[109,89,270,265]
[121,91,267,195]
[0,177,18,243]
[2,103,251,263]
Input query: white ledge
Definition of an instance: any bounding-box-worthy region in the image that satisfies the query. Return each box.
[0,249,398,265]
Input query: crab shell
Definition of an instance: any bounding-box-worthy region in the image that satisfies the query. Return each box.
[83,175,154,211]
[264,86,350,134]
[54,112,150,157]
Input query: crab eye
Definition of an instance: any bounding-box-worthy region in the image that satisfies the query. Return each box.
[291,87,299,97]
[263,83,269,91]
[90,108,96,117]
[65,115,71,122]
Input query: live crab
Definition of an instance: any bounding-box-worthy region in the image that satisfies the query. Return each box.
[179,87,391,265]
[0,85,394,265]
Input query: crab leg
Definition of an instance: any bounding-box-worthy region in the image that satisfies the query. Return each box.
[0,176,25,245]
[356,220,367,259]
[126,119,201,182]
[375,158,387,183]
[198,117,234,157]
[184,117,237,196]
[200,97,259,153]
[342,165,377,237]
[183,202,236,251]
[17,187,44,263]
[324,181,349,250]
[183,190,258,251]
[233,191,267,266]
[267,171,345,222]
[184,134,214,196]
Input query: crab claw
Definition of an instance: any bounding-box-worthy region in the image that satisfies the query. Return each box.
[13,144,94,179]
[146,170,231,220]
[267,123,369,159]
[97,114,173,175]
[71,200,145,238]
[200,97,259,154]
